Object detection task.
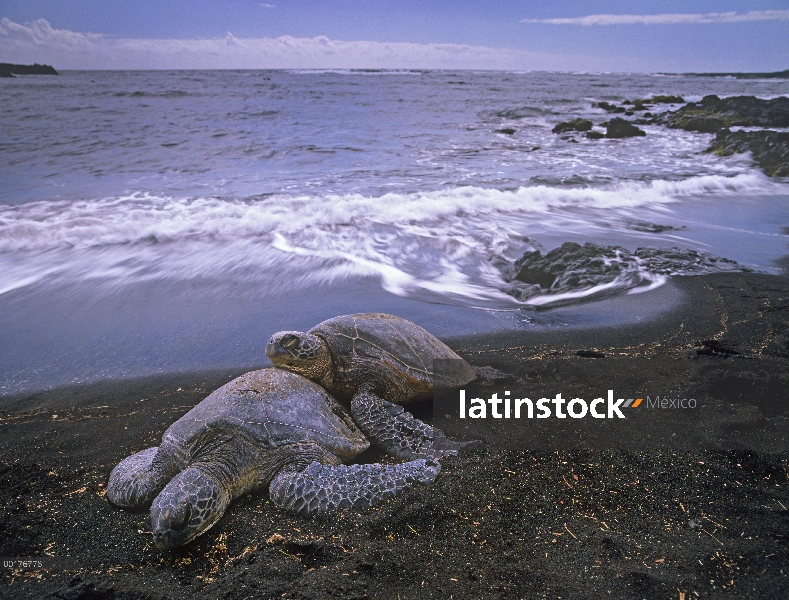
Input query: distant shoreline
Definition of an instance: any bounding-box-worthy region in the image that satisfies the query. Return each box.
[0,63,58,77]
[0,65,786,77]
[671,68,789,79]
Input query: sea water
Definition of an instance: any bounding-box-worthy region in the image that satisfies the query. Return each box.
[1,70,788,394]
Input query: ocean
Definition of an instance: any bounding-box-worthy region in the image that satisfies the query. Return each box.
[2,69,788,395]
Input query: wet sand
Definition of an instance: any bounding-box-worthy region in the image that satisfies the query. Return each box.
[2,272,788,599]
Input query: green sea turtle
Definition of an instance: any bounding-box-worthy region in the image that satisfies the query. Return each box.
[266,313,479,460]
[106,368,439,551]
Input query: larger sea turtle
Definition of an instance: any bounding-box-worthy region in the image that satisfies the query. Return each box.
[266,313,479,460]
[107,368,439,551]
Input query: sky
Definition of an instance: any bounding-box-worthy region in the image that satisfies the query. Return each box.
[1,1,788,72]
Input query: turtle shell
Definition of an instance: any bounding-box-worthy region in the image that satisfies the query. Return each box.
[163,368,368,461]
[310,313,476,396]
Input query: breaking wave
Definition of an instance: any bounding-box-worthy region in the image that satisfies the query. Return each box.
[0,173,773,305]
[0,173,770,252]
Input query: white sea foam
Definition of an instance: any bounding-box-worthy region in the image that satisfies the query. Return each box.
[627,276,668,294]
[0,173,773,253]
[0,173,779,304]
[524,280,624,306]
[0,271,56,296]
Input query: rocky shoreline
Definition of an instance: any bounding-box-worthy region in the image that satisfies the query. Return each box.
[656,95,789,132]
[0,63,58,78]
[503,241,744,303]
[678,69,789,80]
[551,94,789,177]
[707,129,789,177]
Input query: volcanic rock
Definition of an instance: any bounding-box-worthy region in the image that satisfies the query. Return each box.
[706,129,789,177]
[594,101,626,113]
[647,95,684,104]
[509,241,743,303]
[552,118,593,134]
[659,95,789,132]
[605,118,646,138]
[0,63,58,75]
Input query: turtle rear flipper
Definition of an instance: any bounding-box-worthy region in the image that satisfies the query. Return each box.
[351,390,478,459]
[269,458,440,515]
[107,447,172,508]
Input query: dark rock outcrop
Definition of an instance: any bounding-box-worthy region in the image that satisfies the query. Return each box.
[510,242,742,303]
[706,129,789,177]
[658,95,789,132]
[677,116,726,133]
[586,130,605,140]
[629,222,683,233]
[514,242,634,290]
[683,69,789,80]
[605,118,646,138]
[510,241,743,303]
[647,95,684,104]
[495,127,516,135]
[0,63,58,75]
[595,97,683,113]
[552,118,593,134]
[595,101,626,113]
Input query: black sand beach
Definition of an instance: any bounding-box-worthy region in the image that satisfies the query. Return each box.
[2,272,789,599]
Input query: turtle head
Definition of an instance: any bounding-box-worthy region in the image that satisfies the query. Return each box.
[150,468,230,551]
[266,331,332,384]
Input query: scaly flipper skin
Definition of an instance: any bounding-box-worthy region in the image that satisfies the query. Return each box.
[150,467,232,551]
[269,458,440,515]
[351,390,468,459]
[107,447,172,508]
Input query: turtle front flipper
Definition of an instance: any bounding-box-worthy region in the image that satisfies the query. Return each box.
[351,390,474,459]
[107,447,172,508]
[150,467,233,551]
[269,458,440,515]
[149,434,266,551]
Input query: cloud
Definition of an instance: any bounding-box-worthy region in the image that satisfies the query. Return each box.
[0,15,104,46]
[258,3,275,8]
[522,9,789,26]
[0,17,587,71]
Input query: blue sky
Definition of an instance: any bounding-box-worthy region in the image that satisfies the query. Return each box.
[1,1,788,71]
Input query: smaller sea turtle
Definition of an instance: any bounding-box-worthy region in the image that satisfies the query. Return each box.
[107,368,439,551]
[266,313,480,460]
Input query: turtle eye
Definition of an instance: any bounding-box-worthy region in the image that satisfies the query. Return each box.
[280,335,300,350]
